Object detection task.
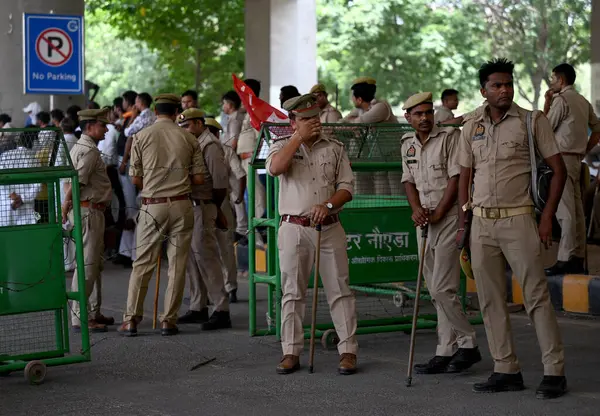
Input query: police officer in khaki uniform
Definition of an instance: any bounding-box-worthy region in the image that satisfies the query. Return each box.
[457,58,567,399]
[340,77,400,197]
[267,94,358,375]
[434,89,459,124]
[341,77,398,124]
[62,108,114,333]
[119,94,206,337]
[206,117,247,302]
[543,63,600,275]
[401,92,480,375]
[176,109,232,329]
[310,83,342,123]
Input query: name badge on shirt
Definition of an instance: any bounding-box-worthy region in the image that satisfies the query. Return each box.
[472,124,486,142]
[293,154,304,160]
[406,159,418,165]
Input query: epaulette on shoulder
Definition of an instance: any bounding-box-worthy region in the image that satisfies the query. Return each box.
[400,131,415,143]
[438,125,459,134]
[327,137,346,148]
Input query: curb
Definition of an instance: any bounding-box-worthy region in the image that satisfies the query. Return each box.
[507,273,600,315]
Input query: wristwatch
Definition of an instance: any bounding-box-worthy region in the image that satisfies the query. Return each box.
[325,202,334,210]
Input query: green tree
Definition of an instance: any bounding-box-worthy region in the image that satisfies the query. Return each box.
[472,0,592,108]
[85,12,169,106]
[316,0,491,111]
[86,0,245,114]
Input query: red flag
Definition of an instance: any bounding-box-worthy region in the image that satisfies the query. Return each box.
[232,74,290,134]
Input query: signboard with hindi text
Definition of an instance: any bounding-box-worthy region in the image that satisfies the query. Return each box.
[340,197,419,285]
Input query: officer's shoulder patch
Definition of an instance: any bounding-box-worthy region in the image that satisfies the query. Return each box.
[406,144,416,157]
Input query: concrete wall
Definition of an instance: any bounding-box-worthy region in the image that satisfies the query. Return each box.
[245,0,317,107]
[0,0,85,126]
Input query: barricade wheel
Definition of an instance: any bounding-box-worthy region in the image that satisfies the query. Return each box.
[321,329,339,349]
[24,361,46,385]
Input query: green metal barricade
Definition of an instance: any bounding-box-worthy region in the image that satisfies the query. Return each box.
[0,128,90,384]
[247,122,481,346]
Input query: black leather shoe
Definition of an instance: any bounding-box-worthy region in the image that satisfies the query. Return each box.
[545,261,566,276]
[229,289,238,304]
[536,376,567,399]
[446,347,482,373]
[414,356,452,374]
[473,372,525,393]
[202,311,232,331]
[161,321,179,336]
[177,308,209,324]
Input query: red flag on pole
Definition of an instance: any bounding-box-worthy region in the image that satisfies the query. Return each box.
[232,74,290,133]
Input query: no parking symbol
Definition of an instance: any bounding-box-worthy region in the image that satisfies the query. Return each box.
[36,28,73,67]
[24,13,84,95]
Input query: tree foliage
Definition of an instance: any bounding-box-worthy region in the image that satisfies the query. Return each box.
[317,0,491,111]
[472,0,592,108]
[85,12,169,106]
[86,0,245,114]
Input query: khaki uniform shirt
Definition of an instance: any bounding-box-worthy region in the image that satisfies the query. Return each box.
[237,110,258,155]
[434,106,455,124]
[266,135,354,216]
[129,118,206,198]
[70,134,112,204]
[320,104,343,123]
[191,129,229,200]
[401,126,461,211]
[546,85,600,154]
[458,103,559,209]
[341,99,398,123]
[222,110,242,148]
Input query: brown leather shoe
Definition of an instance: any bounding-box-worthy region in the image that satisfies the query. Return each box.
[94,314,115,325]
[276,355,300,375]
[118,320,137,337]
[338,353,357,375]
[161,321,179,336]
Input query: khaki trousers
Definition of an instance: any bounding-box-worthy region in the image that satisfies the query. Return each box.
[70,207,105,326]
[470,214,565,376]
[229,177,248,235]
[217,196,238,293]
[124,199,194,325]
[556,155,586,261]
[241,158,266,218]
[187,203,229,312]
[279,221,358,356]
[416,214,476,356]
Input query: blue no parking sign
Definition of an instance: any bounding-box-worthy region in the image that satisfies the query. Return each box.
[23,13,84,95]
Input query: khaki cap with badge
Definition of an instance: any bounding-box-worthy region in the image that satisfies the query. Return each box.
[154,93,180,105]
[402,92,433,111]
[77,107,110,124]
[177,108,205,126]
[351,77,377,87]
[204,118,223,131]
[310,83,327,95]
[282,94,321,119]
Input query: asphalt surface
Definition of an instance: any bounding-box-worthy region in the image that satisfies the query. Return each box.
[1,259,600,416]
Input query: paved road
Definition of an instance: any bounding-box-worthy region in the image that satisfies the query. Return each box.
[1,261,600,416]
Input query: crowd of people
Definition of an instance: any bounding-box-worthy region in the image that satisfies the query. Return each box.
[2,58,600,400]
